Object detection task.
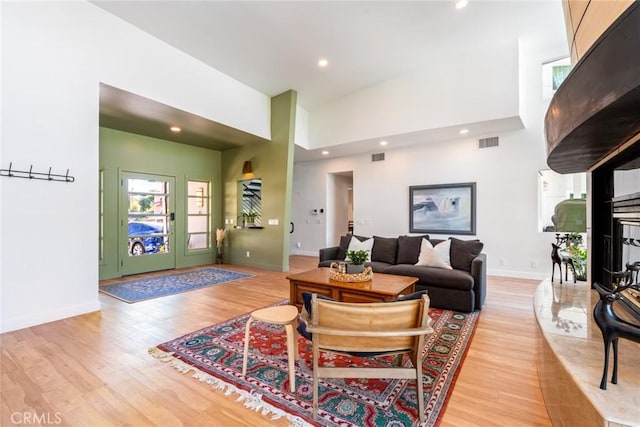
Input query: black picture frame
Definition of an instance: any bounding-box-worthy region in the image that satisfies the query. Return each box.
[409,182,476,235]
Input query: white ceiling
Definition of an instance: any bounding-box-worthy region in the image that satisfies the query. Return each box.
[93,0,567,159]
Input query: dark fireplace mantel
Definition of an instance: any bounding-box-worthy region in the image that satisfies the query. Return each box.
[545,3,640,174]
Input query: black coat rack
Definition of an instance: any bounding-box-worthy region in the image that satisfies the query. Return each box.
[0,162,75,183]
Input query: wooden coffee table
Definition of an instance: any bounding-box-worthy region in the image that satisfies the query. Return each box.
[287,267,418,310]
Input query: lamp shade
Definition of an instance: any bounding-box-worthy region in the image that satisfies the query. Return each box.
[242,161,253,175]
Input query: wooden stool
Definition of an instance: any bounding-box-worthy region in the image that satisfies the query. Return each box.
[242,305,299,392]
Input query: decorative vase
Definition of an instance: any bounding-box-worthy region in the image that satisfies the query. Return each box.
[347,264,364,274]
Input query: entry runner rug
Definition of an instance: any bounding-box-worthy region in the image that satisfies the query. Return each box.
[149,301,479,426]
[100,267,253,303]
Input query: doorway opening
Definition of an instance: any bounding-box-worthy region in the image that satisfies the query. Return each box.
[326,171,353,247]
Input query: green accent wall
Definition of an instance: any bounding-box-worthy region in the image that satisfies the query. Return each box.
[221,90,297,271]
[99,127,222,280]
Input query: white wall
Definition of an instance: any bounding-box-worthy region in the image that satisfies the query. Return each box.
[1,1,271,333]
[292,38,568,279]
[308,40,519,148]
[295,105,309,149]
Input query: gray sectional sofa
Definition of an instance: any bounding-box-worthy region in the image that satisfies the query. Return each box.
[318,234,486,312]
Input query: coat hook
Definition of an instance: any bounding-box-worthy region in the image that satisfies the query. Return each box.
[28,165,34,179]
[8,162,13,177]
[65,169,72,182]
[48,167,53,181]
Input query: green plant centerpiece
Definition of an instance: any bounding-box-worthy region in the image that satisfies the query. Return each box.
[345,249,369,274]
[239,211,260,228]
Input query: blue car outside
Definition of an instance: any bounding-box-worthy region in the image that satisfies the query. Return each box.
[128,222,165,255]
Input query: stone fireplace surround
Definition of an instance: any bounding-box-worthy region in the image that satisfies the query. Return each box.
[540,3,640,426]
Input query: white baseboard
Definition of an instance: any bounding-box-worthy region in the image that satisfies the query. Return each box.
[290,250,318,257]
[488,268,548,280]
[1,300,101,334]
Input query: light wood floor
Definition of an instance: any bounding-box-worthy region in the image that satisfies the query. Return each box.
[1,256,551,426]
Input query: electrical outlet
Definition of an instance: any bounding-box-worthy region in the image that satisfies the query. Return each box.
[296,242,301,248]
[246,251,250,258]
[531,261,537,269]
[499,258,506,266]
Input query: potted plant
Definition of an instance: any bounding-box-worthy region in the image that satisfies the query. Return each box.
[345,249,369,274]
[568,245,587,281]
[239,211,260,228]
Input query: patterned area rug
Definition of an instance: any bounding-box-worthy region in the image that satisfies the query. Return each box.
[149,301,479,426]
[99,267,253,303]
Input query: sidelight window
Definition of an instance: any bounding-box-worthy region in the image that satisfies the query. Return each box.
[187,180,211,251]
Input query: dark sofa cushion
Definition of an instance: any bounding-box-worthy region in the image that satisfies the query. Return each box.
[396,235,429,264]
[336,235,368,260]
[319,260,391,272]
[335,235,352,261]
[366,261,394,273]
[384,264,474,291]
[449,238,484,272]
[371,236,398,264]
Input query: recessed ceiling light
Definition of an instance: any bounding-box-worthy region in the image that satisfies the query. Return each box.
[170,126,182,133]
[321,150,329,155]
[318,58,329,68]
[455,0,468,10]
[459,129,469,134]
[380,140,388,146]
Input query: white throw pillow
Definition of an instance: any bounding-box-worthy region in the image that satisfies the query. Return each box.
[344,237,374,262]
[415,238,452,269]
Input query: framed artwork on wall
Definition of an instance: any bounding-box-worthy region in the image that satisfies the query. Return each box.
[409,182,476,235]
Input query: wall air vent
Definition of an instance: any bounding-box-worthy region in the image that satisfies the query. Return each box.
[478,136,499,148]
[371,153,385,162]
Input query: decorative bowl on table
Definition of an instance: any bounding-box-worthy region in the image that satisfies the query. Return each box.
[329,265,373,282]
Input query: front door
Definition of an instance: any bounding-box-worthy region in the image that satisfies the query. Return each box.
[121,172,176,275]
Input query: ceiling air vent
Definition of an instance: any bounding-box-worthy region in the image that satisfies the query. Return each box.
[371,153,385,162]
[478,136,499,148]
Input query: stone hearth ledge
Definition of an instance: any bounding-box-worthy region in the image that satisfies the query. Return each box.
[534,280,640,426]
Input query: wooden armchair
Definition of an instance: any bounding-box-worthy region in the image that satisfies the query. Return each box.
[303,293,433,421]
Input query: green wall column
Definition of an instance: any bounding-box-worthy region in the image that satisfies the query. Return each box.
[222,90,297,271]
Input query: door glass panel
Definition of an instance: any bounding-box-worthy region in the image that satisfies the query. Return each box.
[187,180,210,251]
[127,178,170,256]
[188,216,208,233]
[187,234,208,250]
